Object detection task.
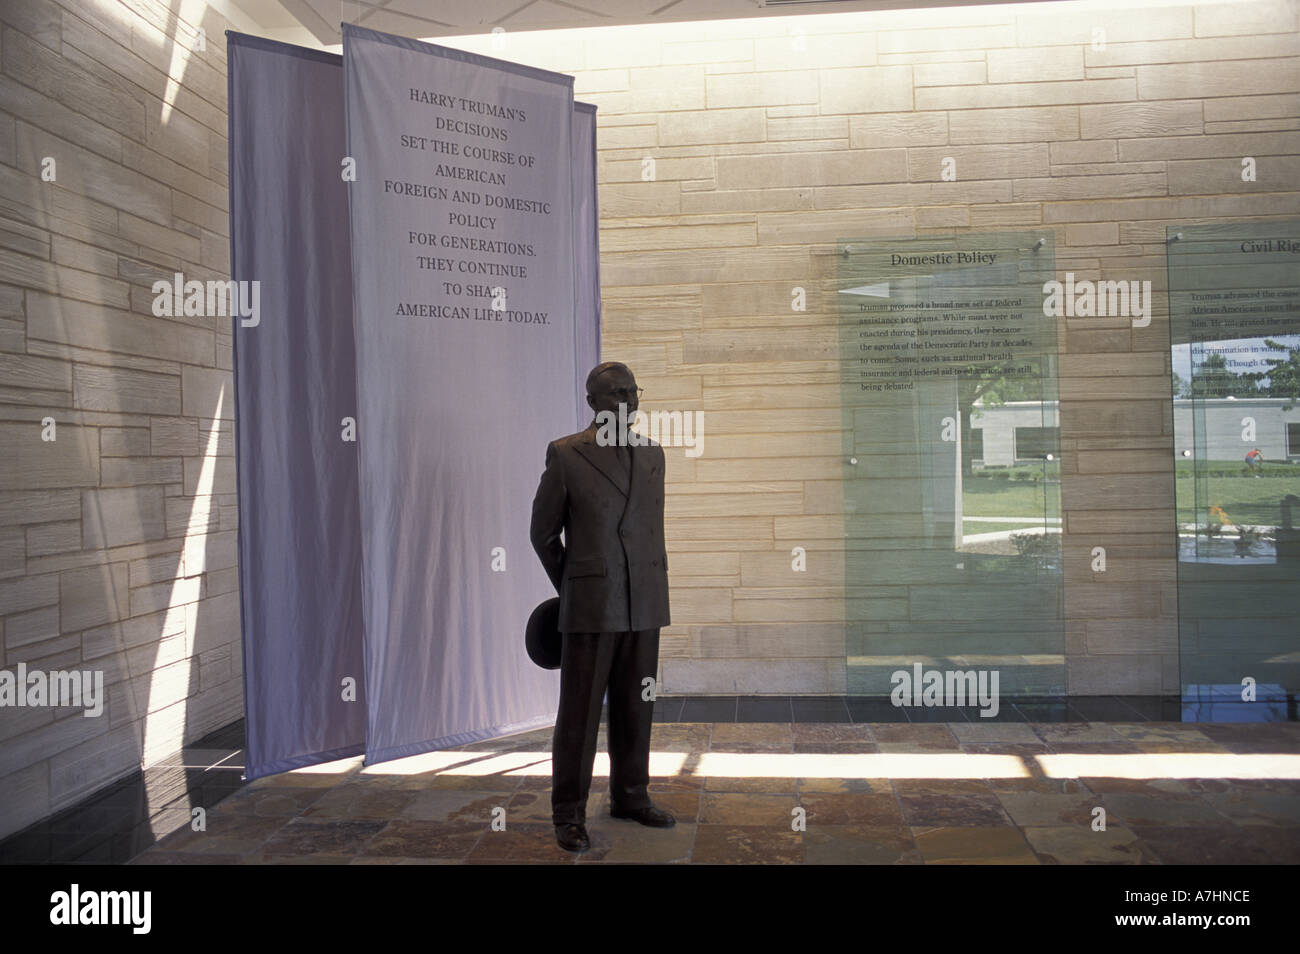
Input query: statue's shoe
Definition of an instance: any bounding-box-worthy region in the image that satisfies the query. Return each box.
[554,822,590,853]
[610,805,676,828]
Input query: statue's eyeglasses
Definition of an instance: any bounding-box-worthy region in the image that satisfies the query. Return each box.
[603,387,644,399]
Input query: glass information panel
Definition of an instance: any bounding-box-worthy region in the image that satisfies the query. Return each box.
[837,231,1063,700]
[1168,221,1300,719]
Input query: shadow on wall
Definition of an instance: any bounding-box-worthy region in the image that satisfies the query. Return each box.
[0,0,244,854]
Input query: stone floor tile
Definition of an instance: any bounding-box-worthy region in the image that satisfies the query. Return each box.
[1199,739,1298,754]
[699,792,800,826]
[1128,740,1232,754]
[1207,778,1300,794]
[1021,825,1159,864]
[363,820,485,859]
[1076,777,1204,795]
[400,790,512,824]
[958,742,1051,757]
[1202,792,1300,826]
[151,812,289,855]
[702,775,798,794]
[129,850,245,864]
[1110,723,1217,744]
[996,792,1101,827]
[205,786,328,818]
[899,794,1012,827]
[1101,793,1236,828]
[1033,723,1126,744]
[988,776,1088,795]
[1196,724,1298,744]
[1132,825,1286,865]
[691,825,802,864]
[1232,826,1300,863]
[792,741,879,753]
[710,722,792,744]
[802,825,921,864]
[258,818,388,856]
[466,823,578,863]
[649,724,713,752]
[505,790,556,824]
[580,819,696,863]
[381,772,528,792]
[791,723,875,743]
[650,776,706,793]
[799,792,906,826]
[797,777,893,794]
[246,853,359,865]
[875,741,966,754]
[350,856,460,864]
[949,722,1042,744]
[712,741,796,753]
[252,758,363,787]
[1045,742,1143,754]
[912,826,1039,864]
[299,783,419,820]
[893,778,994,796]
[871,724,960,747]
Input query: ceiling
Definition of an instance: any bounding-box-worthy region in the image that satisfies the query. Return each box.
[228,0,1058,49]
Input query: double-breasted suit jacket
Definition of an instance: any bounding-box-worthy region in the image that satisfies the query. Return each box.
[530,422,671,634]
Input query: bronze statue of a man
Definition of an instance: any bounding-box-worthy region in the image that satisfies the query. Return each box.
[530,361,673,853]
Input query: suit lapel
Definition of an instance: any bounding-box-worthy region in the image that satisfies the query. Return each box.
[574,427,631,498]
[618,441,652,531]
[628,439,652,499]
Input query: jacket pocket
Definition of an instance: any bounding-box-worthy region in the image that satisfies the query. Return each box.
[566,556,607,578]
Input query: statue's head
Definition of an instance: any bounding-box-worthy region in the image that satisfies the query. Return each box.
[586,362,639,420]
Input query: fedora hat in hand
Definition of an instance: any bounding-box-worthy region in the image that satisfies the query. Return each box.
[526,597,562,670]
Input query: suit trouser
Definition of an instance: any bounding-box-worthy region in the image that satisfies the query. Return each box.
[551,628,660,825]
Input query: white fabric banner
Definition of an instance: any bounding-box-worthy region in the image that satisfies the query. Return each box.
[344,24,580,762]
